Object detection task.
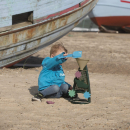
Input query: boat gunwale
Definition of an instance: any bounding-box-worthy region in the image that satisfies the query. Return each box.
[0,0,93,37]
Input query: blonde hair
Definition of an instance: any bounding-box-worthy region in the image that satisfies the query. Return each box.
[50,43,68,56]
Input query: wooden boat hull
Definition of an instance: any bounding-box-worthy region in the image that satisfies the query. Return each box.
[0,0,98,67]
[89,0,130,32]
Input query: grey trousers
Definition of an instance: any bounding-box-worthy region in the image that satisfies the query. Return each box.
[40,84,69,98]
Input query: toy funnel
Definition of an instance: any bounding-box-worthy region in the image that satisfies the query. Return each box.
[76,58,89,70]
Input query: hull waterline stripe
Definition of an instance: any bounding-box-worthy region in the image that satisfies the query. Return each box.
[91,16,130,27]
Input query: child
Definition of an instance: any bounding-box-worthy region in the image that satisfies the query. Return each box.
[32,44,73,101]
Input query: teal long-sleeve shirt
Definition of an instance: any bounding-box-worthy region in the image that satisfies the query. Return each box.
[38,53,71,91]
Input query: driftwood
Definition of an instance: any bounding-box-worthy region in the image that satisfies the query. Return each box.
[99,25,119,33]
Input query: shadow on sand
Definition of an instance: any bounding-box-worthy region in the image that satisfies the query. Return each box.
[10,56,44,68]
[28,85,72,103]
[28,86,39,96]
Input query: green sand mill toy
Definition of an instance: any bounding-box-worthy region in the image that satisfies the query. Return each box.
[57,51,91,104]
[69,58,91,104]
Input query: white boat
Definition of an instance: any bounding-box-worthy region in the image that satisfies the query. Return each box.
[89,0,130,32]
[0,0,98,68]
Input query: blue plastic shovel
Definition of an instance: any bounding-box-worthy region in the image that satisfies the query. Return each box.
[57,51,82,59]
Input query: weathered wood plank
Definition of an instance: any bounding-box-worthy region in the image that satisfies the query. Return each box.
[0,26,12,32]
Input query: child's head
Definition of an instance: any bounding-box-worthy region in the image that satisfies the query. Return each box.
[50,43,68,58]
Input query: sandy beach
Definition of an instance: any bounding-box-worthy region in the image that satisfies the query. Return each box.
[0,32,130,130]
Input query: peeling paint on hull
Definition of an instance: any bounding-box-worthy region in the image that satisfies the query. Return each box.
[0,0,98,67]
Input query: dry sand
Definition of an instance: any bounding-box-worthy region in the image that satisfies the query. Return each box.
[0,32,130,130]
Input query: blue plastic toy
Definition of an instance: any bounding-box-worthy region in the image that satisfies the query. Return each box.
[57,51,82,59]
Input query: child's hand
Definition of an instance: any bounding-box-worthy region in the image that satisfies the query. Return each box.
[63,53,68,59]
[69,86,73,90]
